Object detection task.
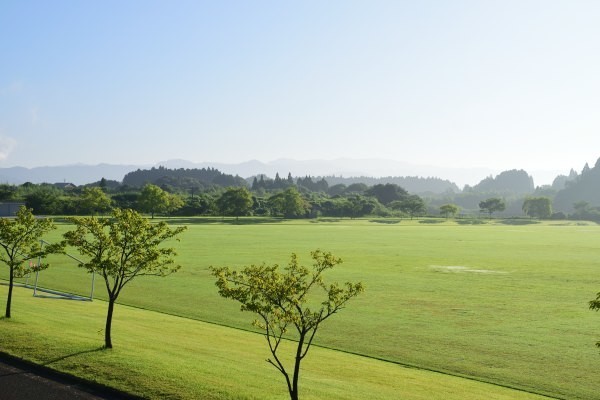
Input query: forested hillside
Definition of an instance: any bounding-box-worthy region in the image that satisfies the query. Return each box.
[465,169,534,195]
[553,159,600,214]
[322,176,459,194]
[122,166,247,189]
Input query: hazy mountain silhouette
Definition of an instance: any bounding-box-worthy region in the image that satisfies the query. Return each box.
[554,158,600,212]
[0,164,144,185]
[156,158,496,188]
[465,169,534,195]
[0,158,566,190]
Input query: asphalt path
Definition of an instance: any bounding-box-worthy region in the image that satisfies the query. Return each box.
[0,356,142,400]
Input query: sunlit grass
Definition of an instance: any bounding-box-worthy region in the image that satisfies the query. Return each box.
[0,285,551,400]
[1,217,599,398]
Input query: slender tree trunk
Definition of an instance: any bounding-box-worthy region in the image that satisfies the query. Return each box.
[289,333,305,400]
[104,298,115,348]
[5,267,14,318]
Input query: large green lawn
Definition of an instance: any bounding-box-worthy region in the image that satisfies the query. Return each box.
[2,217,600,399]
[0,285,551,400]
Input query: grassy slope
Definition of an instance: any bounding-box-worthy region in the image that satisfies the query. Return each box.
[2,218,599,398]
[0,285,551,400]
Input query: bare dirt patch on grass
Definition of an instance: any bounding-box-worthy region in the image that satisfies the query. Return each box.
[429,265,508,274]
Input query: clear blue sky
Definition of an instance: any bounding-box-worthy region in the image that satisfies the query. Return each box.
[1,1,599,180]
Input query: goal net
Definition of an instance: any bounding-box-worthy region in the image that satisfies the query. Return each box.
[30,246,96,301]
[0,240,95,301]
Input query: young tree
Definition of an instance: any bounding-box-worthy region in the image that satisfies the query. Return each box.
[268,187,308,218]
[590,294,600,348]
[211,250,364,400]
[0,206,63,318]
[216,187,253,220]
[522,197,552,219]
[24,186,60,214]
[346,195,378,218]
[180,193,215,216]
[63,209,186,348]
[138,184,169,218]
[479,197,506,219]
[80,186,112,216]
[440,203,459,219]
[391,195,426,219]
[365,183,408,205]
[165,193,185,216]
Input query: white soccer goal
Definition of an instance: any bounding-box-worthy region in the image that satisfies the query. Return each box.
[0,240,96,301]
[26,240,96,301]
[0,240,95,301]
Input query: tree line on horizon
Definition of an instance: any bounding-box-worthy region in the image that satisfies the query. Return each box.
[0,158,599,220]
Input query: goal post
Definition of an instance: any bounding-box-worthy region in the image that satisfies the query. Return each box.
[0,240,95,301]
[30,240,96,301]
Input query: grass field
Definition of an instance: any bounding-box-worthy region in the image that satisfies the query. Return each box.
[0,285,552,400]
[1,217,600,399]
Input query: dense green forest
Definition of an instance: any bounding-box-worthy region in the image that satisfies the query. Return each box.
[1,159,600,220]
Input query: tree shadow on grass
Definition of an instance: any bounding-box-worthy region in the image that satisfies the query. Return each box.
[0,347,104,378]
[419,219,444,224]
[42,347,106,367]
[498,219,540,225]
[456,219,488,225]
[0,348,144,399]
[162,217,285,225]
[369,219,402,224]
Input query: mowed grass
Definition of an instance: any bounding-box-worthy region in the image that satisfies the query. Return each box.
[2,217,600,399]
[0,285,552,400]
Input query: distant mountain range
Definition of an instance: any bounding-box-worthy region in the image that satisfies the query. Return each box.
[158,158,500,187]
[0,164,144,186]
[0,158,564,188]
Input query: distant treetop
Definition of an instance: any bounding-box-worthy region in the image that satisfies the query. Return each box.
[466,169,534,195]
[122,166,247,189]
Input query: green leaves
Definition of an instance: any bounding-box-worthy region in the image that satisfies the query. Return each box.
[138,184,170,218]
[0,206,63,317]
[63,208,186,348]
[211,249,363,399]
[589,293,600,311]
[590,293,600,349]
[0,206,60,270]
[80,186,112,215]
[216,187,253,218]
[211,250,363,327]
[479,197,506,217]
[64,209,187,292]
